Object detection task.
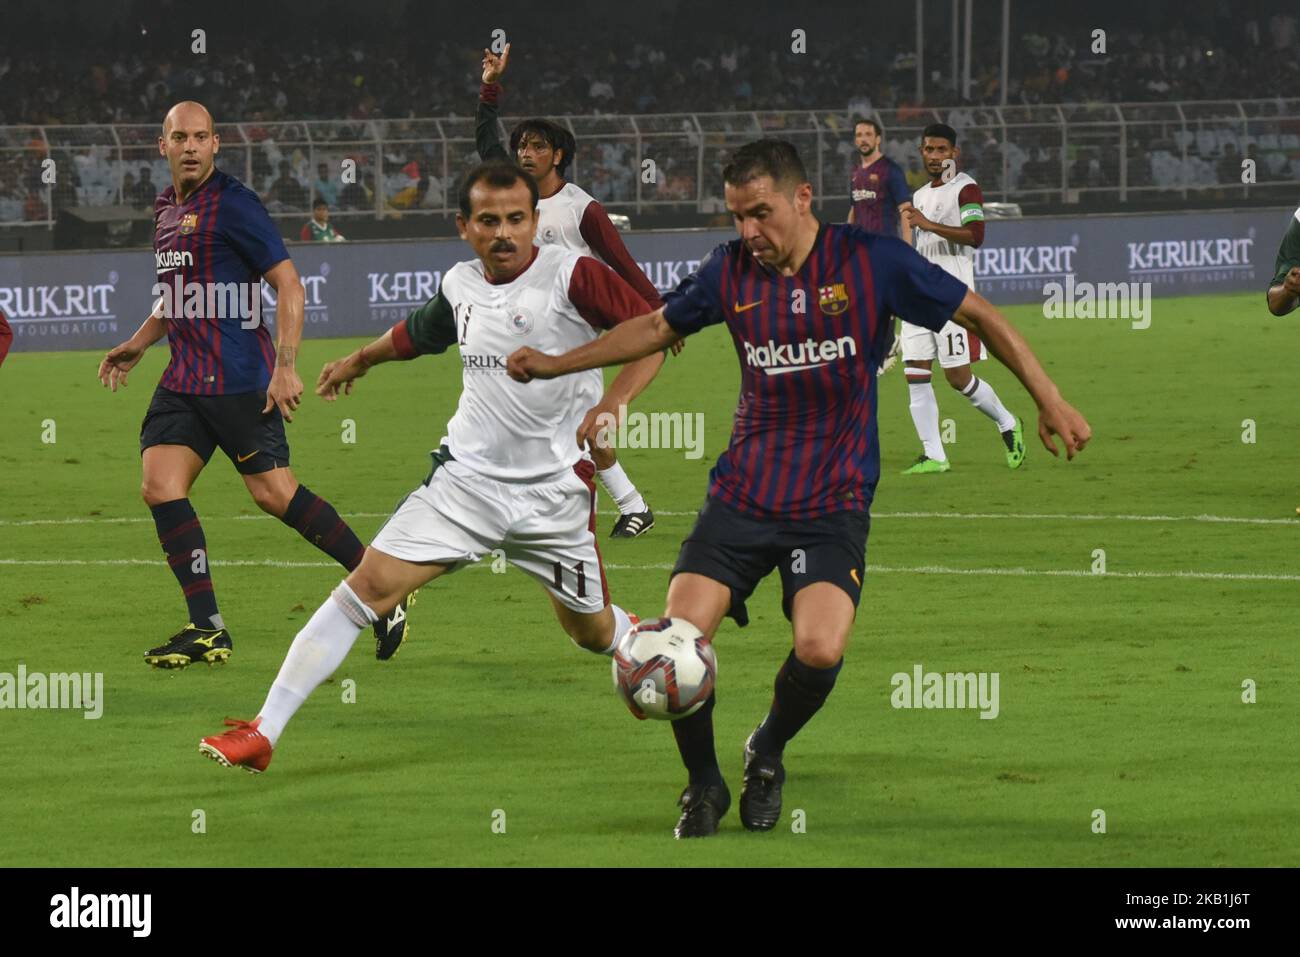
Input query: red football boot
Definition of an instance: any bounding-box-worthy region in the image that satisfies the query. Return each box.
[199,717,272,774]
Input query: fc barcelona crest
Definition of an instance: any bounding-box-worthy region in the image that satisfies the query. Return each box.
[179,213,198,235]
[819,283,850,315]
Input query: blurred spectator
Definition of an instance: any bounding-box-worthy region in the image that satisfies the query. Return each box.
[270,160,307,209]
[314,162,339,205]
[130,167,156,207]
[1217,143,1242,184]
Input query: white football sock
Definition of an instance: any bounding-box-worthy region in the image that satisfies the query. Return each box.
[606,604,634,655]
[257,581,377,746]
[597,462,647,515]
[906,376,946,461]
[960,376,1017,433]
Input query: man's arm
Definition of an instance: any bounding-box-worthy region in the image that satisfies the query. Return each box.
[261,258,305,421]
[476,44,513,163]
[907,209,984,247]
[318,289,458,399]
[1267,268,1300,316]
[949,288,1090,458]
[508,309,679,382]
[1267,216,1300,315]
[96,302,169,390]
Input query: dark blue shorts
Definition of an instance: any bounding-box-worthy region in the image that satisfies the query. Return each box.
[671,497,870,627]
[139,385,290,475]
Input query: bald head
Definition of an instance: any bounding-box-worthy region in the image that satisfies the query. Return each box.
[163,101,214,136]
[159,101,219,199]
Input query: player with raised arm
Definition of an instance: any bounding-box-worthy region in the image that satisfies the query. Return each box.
[476,43,671,539]
[507,139,1090,838]
[96,101,410,666]
[197,161,662,773]
[900,123,1025,474]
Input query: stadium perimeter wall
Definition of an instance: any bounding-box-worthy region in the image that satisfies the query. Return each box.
[3,206,1289,354]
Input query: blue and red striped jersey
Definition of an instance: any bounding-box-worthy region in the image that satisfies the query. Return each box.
[152,169,290,395]
[662,223,968,519]
[850,156,910,236]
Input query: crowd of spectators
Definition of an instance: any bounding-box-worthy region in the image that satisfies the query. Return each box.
[1,0,1297,222]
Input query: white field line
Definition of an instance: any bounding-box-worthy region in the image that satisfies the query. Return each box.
[1,558,1297,583]
[1,509,1296,528]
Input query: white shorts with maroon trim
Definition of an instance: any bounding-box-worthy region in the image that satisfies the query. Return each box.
[900,318,984,368]
[369,456,610,614]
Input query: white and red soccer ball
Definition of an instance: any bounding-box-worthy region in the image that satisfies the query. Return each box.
[612,617,717,721]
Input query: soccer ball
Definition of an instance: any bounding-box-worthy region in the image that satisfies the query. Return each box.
[612,617,717,721]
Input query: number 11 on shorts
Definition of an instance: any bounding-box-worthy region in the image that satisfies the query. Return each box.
[552,561,587,598]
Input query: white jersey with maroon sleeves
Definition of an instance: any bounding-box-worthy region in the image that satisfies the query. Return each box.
[910,171,983,287]
[536,183,664,309]
[537,182,596,255]
[901,172,985,366]
[437,243,648,482]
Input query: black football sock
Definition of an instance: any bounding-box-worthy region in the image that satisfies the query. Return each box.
[150,498,222,630]
[281,484,365,572]
[671,692,725,789]
[750,650,843,758]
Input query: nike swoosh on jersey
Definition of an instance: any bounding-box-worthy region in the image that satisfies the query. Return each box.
[237,451,259,463]
[733,300,763,313]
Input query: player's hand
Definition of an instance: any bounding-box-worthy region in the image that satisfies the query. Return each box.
[1284,267,1300,297]
[97,340,144,391]
[316,352,367,401]
[506,346,559,383]
[577,397,623,451]
[903,207,933,232]
[1037,397,1091,461]
[669,338,685,356]
[482,43,511,84]
[263,366,304,422]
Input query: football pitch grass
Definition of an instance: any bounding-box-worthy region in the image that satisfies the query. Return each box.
[1,291,1296,867]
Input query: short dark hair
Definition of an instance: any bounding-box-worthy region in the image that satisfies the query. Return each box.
[313,199,328,209]
[854,117,882,137]
[922,123,958,146]
[722,139,809,190]
[509,119,576,178]
[458,160,540,219]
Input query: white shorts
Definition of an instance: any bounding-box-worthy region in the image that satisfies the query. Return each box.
[369,454,609,614]
[900,319,985,368]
